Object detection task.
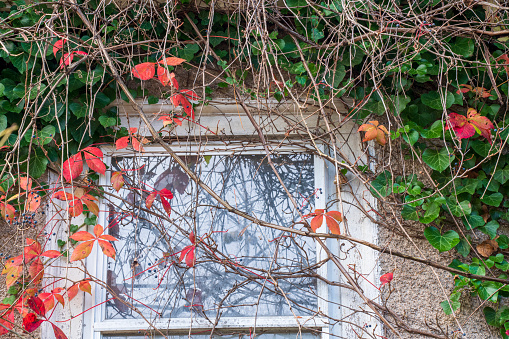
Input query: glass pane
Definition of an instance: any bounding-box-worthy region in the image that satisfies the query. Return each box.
[105,154,316,320]
[103,331,320,339]
[104,332,320,339]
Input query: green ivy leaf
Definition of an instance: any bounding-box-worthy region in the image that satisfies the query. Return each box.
[462,212,485,229]
[493,165,509,185]
[148,96,159,105]
[420,202,440,224]
[39,125,55,145]
[447,200,471,217]
[484,307,499,326]
[370,170,392,198]
[422,147,454,172]
[424,226,460,252]
[440,292,461,315]
[28,150,48,179]
[479,220,500,240]
[421,91,455,110]
[498,235,509,249]
[401,205,419,221]
[99,116,117,128]
[420,120,443,138]
[69,102,88,118]
[481,192,504,207]
[455,235,471,257]
[451,37,475,58]
[0,115,7,131]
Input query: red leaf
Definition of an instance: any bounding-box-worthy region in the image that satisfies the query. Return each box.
[159,188,174,200]
[52,190,74,201]
[98,240,116,260]
[62,153,83,182]
[41,250,61,258]
[310,215,323,232]
[53,38,66,57]
[131,137,144,152]
[161,196,172,217]
[23,312,42,333]
[70,241,94,262]
[380,272,393,286]
[74,50,88,57]
[68,199,83,217]
[83,147,106,175]
[111,171,125,192]
[70,231,95,242]
[170,73,179,90]
[52,323,68,339]
[171,94,195,120]
[181,89,200,101]
[67,284,79,301]
[27,296,46,316]
[158,56,186,66]
[59,52,74,69]
[185,246,196,267]
[19,177,32,191]
[0,310,14,334]
[446,109,494,144]
[157,66,171,86]
[189,231,196,245]
[28,258,44,283]
[116,136,129,150]
[132,62,156,80]
[146,191,157,209]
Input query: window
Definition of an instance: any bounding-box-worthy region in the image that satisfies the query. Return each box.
[43,101,381,339]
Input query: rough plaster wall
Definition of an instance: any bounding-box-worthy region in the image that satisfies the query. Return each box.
[378,221,499,339]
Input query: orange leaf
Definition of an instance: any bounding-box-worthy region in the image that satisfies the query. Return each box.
[325,217,340,235]
[0,202,15,221]
[99,234,118,242]
[41,250,61,258]
[111,172,124,192]
[79,280,92,295]
[310,215,323,232]
[70,241,94,262]
[115,136,129,150]
[93,224,104,238]
[132,62,156,80]
[98,240,116,260]
[158,56,186,66]
[358,121,389,145]
[62,153,83,182]
[131,137,144,152]
[4,264,22,288]
[82,195,99,216]
[67,284,79,301]
[146,191,157,209]
[83,147,106,175]
[70,231,95,242]
[326,211,342,222]
[25,192,41,212]
[19,177,32,191]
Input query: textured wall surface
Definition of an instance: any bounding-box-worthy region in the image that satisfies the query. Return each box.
[378,220,499,339]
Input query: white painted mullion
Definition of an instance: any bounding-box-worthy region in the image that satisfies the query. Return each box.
[313,151,329,339]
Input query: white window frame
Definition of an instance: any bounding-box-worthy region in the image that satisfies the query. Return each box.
[42,99,382,339]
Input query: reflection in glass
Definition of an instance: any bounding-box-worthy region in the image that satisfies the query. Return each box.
[106,154,316,321]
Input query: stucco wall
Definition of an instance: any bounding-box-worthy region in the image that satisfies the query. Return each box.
[378,220,500,339]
